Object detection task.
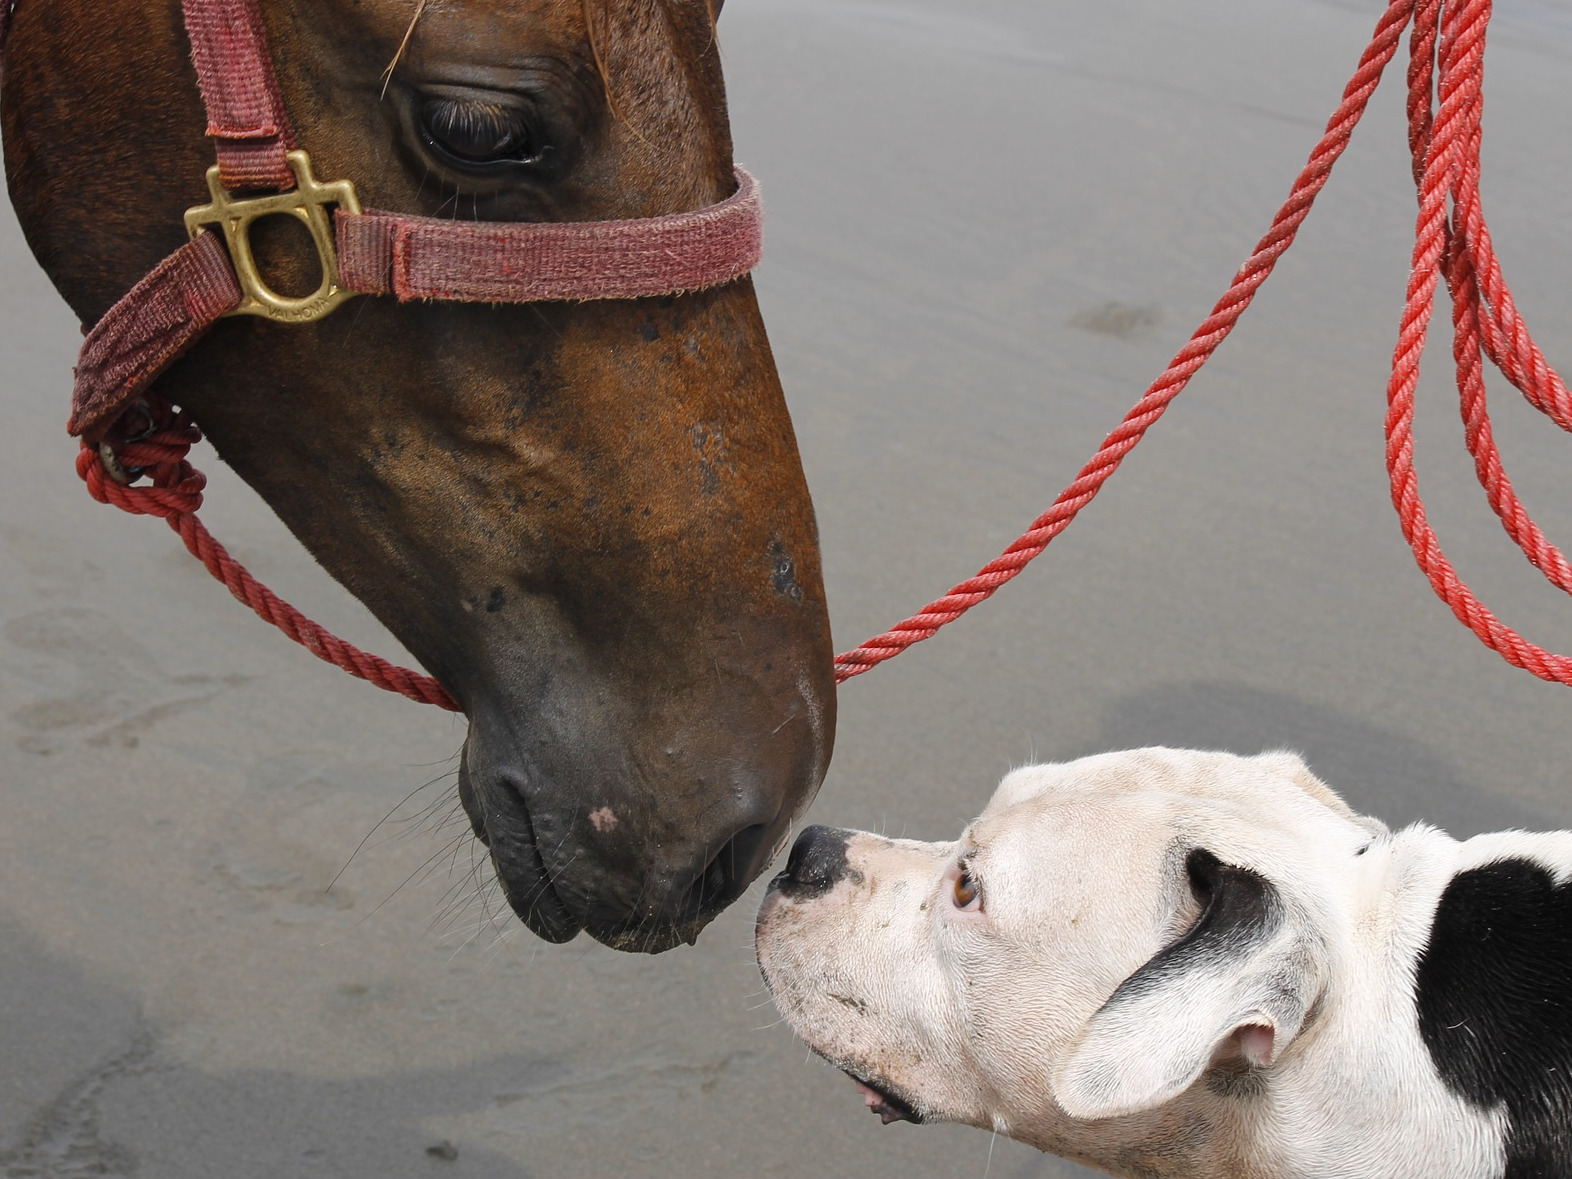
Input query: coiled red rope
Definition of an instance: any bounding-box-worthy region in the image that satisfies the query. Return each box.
[835,0,1572,687]
[1384,0,1572,682]
[79,0,1571,705]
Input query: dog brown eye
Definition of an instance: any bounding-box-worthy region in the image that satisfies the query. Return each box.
[952,866,981,911]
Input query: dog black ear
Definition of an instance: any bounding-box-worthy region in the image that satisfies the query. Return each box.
[1051,849,1325,1120]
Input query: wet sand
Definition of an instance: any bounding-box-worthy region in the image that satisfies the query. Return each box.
[3,1,1572,1176]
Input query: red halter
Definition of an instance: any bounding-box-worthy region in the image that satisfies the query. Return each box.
[11,0,763,711]
[69,0,764,440]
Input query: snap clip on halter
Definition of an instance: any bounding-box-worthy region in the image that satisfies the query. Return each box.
[184,149,362,324]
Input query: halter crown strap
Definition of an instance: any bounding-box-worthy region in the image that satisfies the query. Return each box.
[182,0,297,191]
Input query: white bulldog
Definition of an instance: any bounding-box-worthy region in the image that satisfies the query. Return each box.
[755,747,1572,1179]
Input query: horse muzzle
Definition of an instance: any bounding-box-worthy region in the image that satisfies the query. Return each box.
[457,654,832,952]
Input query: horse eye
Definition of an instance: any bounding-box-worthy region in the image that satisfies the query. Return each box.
[952,864,982,912]
[419,97,540,165]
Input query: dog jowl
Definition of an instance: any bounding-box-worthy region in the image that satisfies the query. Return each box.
[757,747,1572,1179]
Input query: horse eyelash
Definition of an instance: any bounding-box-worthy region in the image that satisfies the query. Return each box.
[423,99,528,155]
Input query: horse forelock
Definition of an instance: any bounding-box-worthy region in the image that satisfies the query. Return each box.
[582,0,721,93]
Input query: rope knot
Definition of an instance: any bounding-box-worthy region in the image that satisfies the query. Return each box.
[71,394,460,711]
[78,397,207,518]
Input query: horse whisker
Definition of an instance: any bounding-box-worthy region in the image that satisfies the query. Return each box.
[380,0,428,99]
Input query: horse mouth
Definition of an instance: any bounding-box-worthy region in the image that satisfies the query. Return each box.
[465,768,582,944]
[508,791,581,943]
[459,757,787,952]
[584,819,776,953]
[467,772,721,951]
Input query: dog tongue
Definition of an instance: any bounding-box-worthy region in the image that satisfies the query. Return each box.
[850,1077,920,1125]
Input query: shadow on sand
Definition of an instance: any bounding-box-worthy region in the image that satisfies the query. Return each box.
[1079,680,1560,838]
[0,920,544,1179]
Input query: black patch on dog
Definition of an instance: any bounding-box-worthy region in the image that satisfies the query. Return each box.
[769,825,859,899]
[1108,849,1279,1004]
[1094,849,1288,1102]
[1417,859,1572,1179]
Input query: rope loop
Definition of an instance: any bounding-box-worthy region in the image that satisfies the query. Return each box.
[1381,0,1572,683]
[835,0,1572,688]
[79,393,462,712]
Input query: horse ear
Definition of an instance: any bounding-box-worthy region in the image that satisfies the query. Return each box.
[1051,849,1324,1121]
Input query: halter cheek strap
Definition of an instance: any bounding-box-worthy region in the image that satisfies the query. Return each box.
[68,0,764,440]
[182,0,297,191]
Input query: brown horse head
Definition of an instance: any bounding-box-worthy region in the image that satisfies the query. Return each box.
[3,0,835,951]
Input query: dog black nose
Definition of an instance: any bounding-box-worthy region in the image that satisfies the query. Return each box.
[771,825,854,898]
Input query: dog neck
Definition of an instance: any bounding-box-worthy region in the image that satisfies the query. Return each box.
[1028,826,1513,1179]
[1209,825,1515,1179]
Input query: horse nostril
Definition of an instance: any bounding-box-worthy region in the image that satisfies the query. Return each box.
[686,822,773,914]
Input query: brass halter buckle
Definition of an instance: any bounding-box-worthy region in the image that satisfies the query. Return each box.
[184,150,362,324]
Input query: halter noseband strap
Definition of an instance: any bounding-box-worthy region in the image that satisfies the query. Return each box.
[335,171,761,305]
[68,0,764,440]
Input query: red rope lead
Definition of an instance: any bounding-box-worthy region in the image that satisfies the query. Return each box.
[836,0,1572,688]
[834,0,1416,682]
[79,401,460,711]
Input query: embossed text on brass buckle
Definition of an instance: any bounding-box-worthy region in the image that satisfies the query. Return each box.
[184,150,362,324]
